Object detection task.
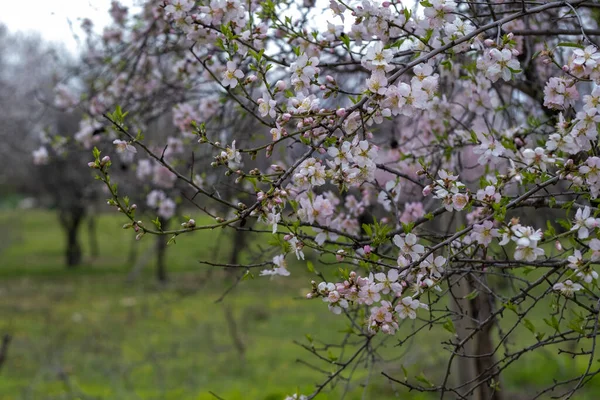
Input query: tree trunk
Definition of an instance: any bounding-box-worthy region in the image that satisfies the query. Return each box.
[156,218,169,283]
[66,225,82,267]
[228,227,247,266]
[451,273,503,400]
[59,207,85,268]
[0,334,11,372]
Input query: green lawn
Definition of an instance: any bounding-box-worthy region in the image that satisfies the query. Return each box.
[0,210,400,399]
[0,210,599,399]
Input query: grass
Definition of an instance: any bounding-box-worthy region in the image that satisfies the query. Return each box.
[0,210,395,399]
[0,210,599,399]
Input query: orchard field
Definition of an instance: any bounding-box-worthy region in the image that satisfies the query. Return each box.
[0,210,598,400]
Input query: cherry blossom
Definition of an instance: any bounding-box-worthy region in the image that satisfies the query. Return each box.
[260,254,290,277]
[571,207,600,239]
[553,280,583,297]
[394,233,425,261]
[471,220,499,247]
[32,147,49,165]
[478,48,521,82]
[221,61,244,88]
[395,296,428,320]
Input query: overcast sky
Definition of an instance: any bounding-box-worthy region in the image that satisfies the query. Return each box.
[1,1,136,53]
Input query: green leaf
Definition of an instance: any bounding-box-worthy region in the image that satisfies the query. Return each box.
[401,365,408,382]
[338,267,349,280]
[415,372,434,387]
[402,222,415,233]
[504,301,518,314]
[568,317,585,334]
[327,350,338,362]
[556,42,585,49]
[464,290,479,300]
[390,38,405,49]
[545,220,556,237]
[241,270,255,280]
[443,318,456,334]
[543,315,560,331]
[307,260,315,273]
[523,318,535,334]
[340,33,350,49]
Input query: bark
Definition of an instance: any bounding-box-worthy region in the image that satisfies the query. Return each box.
[0,334,11,372]
[452,274,503,400]
[156,218,169,283]
[58,206,85,268]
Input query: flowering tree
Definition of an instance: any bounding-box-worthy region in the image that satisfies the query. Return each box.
[62,0,600,397]
[0,26,105,267]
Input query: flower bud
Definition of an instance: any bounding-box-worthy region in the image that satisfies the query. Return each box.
[422,185,432,196]
[336,108,346,117]
[275,80,286,91]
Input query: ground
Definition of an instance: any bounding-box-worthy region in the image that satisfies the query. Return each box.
[0,210,598,399]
